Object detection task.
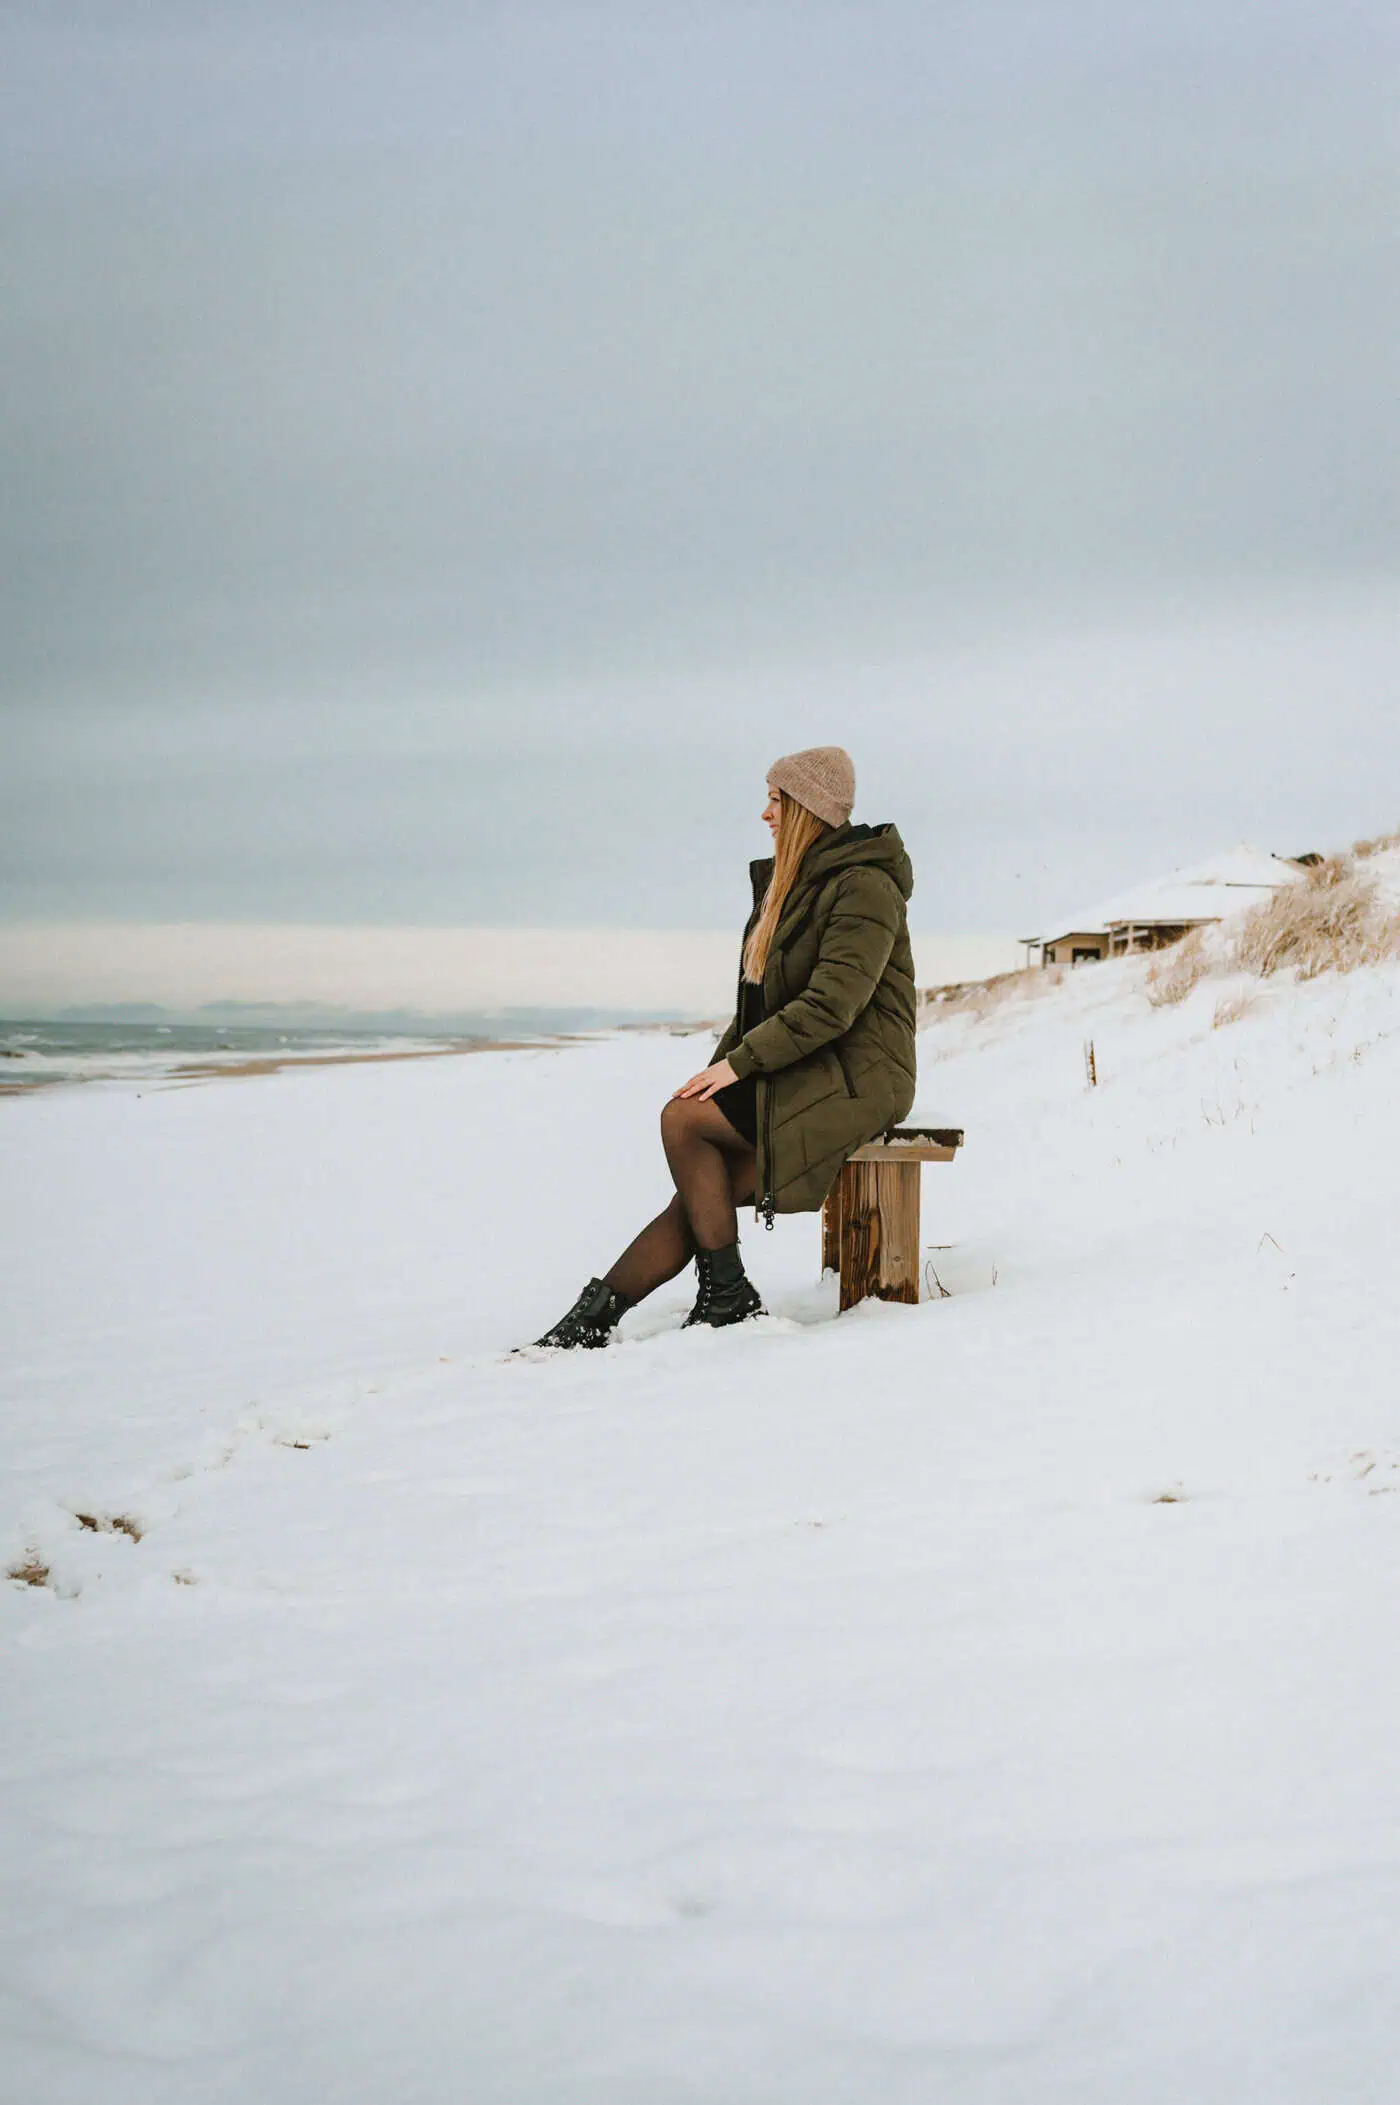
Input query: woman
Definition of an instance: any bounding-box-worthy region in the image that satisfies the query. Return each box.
[527,745,917,1349]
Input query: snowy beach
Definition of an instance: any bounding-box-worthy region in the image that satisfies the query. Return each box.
[10,0,1399,2089]
[4,937,1400,2103]
[0,1016,578,1096]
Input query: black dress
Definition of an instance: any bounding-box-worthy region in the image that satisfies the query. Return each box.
[712,979,766,1144]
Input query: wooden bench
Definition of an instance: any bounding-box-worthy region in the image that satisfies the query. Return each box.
[821,1127,964,1312]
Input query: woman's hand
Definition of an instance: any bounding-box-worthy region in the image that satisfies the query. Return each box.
[671,1058,738,1102]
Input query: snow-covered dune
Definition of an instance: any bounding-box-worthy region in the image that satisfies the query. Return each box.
[4,940,1400,2103]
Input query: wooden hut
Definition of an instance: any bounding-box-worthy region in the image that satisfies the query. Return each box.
[1022,846,1308,969]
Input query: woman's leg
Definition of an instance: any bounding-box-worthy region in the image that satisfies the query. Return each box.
[602,1103,757,1304]
[602,1193,692,1303]
[659,1095,758,1253]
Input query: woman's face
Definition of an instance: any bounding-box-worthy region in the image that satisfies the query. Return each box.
[762,789,781,839]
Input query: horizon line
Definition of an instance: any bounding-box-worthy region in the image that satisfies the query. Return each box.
[0,922,1022,1012]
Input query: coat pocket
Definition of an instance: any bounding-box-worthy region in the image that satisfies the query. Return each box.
[779,1045,849,1120]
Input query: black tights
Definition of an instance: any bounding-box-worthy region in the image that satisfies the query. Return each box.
[604,1096,757,1305]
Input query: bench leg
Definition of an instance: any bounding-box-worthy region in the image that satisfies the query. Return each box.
[821,1175,844,1276]
[836,1159,921,1311]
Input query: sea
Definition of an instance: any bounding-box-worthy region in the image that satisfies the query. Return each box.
[0,1011,696,1094]
[0,1018,475,1093]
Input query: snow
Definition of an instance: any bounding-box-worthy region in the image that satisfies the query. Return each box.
[5,941,1400,2103]
[1033,839,1304,942]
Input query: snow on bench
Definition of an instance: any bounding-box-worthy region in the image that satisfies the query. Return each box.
[821,1126,964,1312]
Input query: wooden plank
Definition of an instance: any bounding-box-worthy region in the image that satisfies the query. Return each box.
[847,1127,962,1163]
[847,1140,958,1163]
[837,1158,921,1311]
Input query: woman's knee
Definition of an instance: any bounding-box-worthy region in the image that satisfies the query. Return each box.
[660,1095,699,1148]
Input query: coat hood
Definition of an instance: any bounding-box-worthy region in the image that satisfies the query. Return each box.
[749,821,914,908]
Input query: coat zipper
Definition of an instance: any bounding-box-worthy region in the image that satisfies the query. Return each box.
[746,847,869,1226]
[758,952,778,1229]
[732,868,778,1230]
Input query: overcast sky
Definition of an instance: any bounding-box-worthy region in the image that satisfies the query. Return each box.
[3,0,1398,964]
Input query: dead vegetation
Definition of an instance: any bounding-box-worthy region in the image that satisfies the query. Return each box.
[1131,846,1400,1014]
[1146,929,1209,1007]
[75,1511,143,1541]
[7,1553,50,1588]
[928,834,1400,1031]
[921,965,1068,1023]
[1352,828,1400,860]
[1231,855,1400,981]
[1212,991,1257,1030]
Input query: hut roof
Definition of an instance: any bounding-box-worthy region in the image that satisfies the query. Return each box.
[1026,845,1303,947]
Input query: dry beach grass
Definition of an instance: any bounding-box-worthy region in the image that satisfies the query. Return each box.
[1232,854,1400,980]
[1145,929,1209,1008]
[928,833,1400,1032]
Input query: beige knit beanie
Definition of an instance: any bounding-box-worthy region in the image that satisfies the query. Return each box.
[766,746,855,829]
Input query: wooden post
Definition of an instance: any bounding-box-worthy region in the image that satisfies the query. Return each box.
[821,1175,844,1275]
[836,1158,921,1311]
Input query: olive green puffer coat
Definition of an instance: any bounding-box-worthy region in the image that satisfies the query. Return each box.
[713,821,918,1219]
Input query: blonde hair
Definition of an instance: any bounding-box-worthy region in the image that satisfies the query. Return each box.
[743,790,829,983]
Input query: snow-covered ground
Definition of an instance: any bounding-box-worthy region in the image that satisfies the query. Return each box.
[4,935,1400,2103]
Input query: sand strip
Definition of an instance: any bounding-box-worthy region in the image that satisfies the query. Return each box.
[0,1038,548,1097]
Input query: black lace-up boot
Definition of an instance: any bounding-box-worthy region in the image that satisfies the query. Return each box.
[684,1243,764,1328]
[525,1277,631,1352]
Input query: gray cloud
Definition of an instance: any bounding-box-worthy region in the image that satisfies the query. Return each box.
[3,2,1398,935]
